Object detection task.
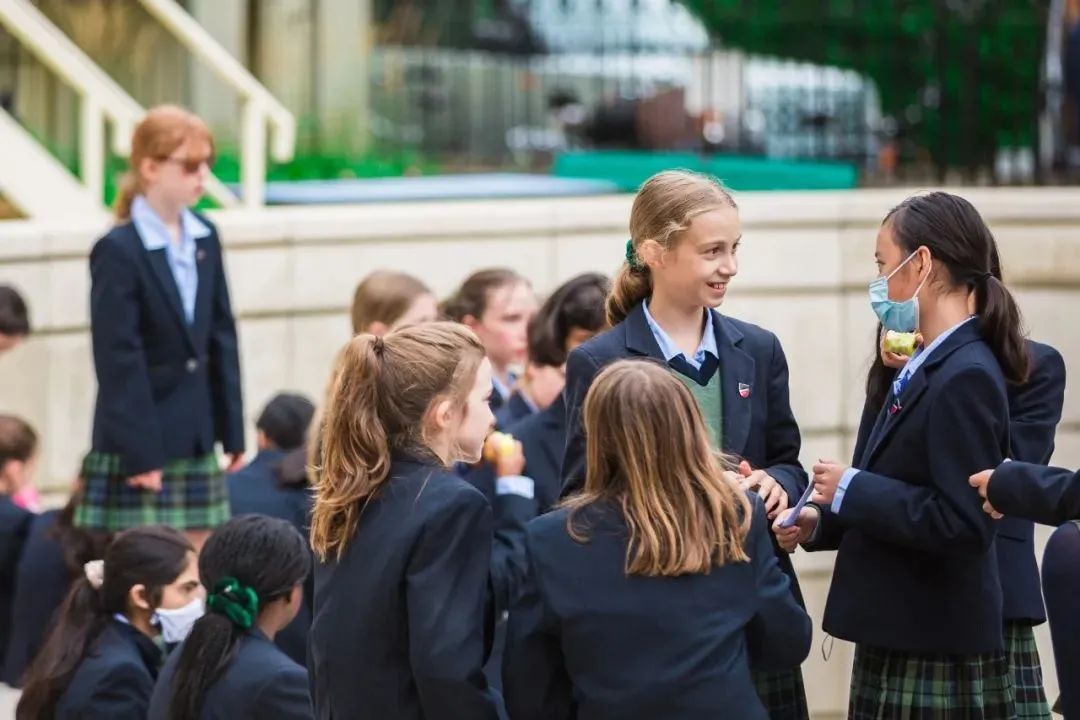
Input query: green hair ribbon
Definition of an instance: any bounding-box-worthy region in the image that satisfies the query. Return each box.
[207,576,259,630]
[624,239,645,273]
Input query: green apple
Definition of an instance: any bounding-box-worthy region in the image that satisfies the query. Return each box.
[883,331,917,356]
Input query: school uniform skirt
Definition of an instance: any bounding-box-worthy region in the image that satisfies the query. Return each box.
[1004,621,1051,720]
[753,667,808,720]
[849,644,1017,720]
[75,451,230,532]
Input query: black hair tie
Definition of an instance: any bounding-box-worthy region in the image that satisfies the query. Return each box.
[979,271,993,283]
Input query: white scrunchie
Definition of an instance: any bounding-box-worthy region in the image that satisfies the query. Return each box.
[83,559,105,590]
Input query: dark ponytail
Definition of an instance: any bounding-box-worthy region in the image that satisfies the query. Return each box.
[18,526,192,720]
[168,515,311,720]
[864,324,893,412]
[884,192,1028,384]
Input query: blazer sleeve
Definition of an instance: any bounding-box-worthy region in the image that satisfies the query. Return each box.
[490,492,537,615]
[406,489,499,720]
[559,345,603,499]
[762,334,808,503]
[1009,345,1066,465]
[744,497,813,671]
[836,366,1004,555]
[89,236,164,474]
[989,462,1080,526]
[503,541,575,720]
[254,665,314,719]
[207,232,245,454]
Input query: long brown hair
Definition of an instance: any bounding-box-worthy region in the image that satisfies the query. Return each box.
[350,270,434,334]
[115,105,214,220]
[608,170,737,326]
[563,360,750,576]
[310,322,486,561]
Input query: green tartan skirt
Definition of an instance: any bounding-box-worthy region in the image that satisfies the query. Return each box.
[1004,621,1050,720]
[752,667,809,720]
[75,451,230,532]
[849,644,1017,720]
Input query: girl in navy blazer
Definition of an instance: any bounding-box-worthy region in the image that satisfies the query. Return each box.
[150,514,312,719]
[560,170,809,718]
[505,360,811,720]
[508,272,610,514]
[17,525,198,720]
[80,105,244,544]
[777,192,1030,719]
[309,323,501,720]
[442,268,537,413]
[867,237,1065,719]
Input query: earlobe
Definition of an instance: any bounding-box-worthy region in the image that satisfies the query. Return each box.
[427,399,453,432]
[129,584,152,612]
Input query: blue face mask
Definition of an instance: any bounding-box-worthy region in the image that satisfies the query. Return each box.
[869,250,930,332]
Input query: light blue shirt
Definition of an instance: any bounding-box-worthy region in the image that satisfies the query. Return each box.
[131,195,210,325]
[642,301,719,370]
[832,316,977,514]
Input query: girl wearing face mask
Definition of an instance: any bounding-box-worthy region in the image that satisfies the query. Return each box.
[442,268,538,412]
[149,514,312,720]
[17,525,200,720]
[560,170,809,719]
[309,322,500,720]
[776,192,1028,719]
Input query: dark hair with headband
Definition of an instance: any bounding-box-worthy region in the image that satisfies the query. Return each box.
[167,515,310,720]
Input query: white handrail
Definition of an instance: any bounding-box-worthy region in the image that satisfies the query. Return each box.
[137,0,297,208]
[0,0,238,210]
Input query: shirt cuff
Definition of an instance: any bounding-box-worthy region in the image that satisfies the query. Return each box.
[496,475,535,500]
[831,468,860,514]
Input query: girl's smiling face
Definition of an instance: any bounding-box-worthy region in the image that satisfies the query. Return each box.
[648,206,741,309]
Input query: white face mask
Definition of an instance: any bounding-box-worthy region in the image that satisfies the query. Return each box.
[154,597,205,644]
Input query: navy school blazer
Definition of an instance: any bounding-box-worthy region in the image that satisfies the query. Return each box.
[560,302,807,602]
[495,391,535,431]
[989,463,1080,527]
[149,628,312,719]
[996,340,1065,624]
[55,619,161,719]
[507,392,567,515]
[0,496,32,681]
[89,218,244,475]
[2,509,68,687]
[850,339,1065,626]
[503,494,812,720]
[309,455,499,720]
[811,321,1008,653]
[227,449,314,668]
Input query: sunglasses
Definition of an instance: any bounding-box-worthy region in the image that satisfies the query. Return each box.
[158,154,215,174]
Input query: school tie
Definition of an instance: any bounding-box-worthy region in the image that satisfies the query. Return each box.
[668,352,719,387]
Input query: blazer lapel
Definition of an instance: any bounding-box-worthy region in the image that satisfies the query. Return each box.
[859,320,983,467]
[860,371,930,467]
[191,235,214,347]
[623,302,668,362]
[145,248,194,348]
[714,312,754,456]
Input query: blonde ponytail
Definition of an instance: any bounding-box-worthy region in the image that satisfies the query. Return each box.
[113,173,140,221]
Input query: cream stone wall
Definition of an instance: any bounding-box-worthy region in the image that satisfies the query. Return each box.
[2,187,1078,716]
